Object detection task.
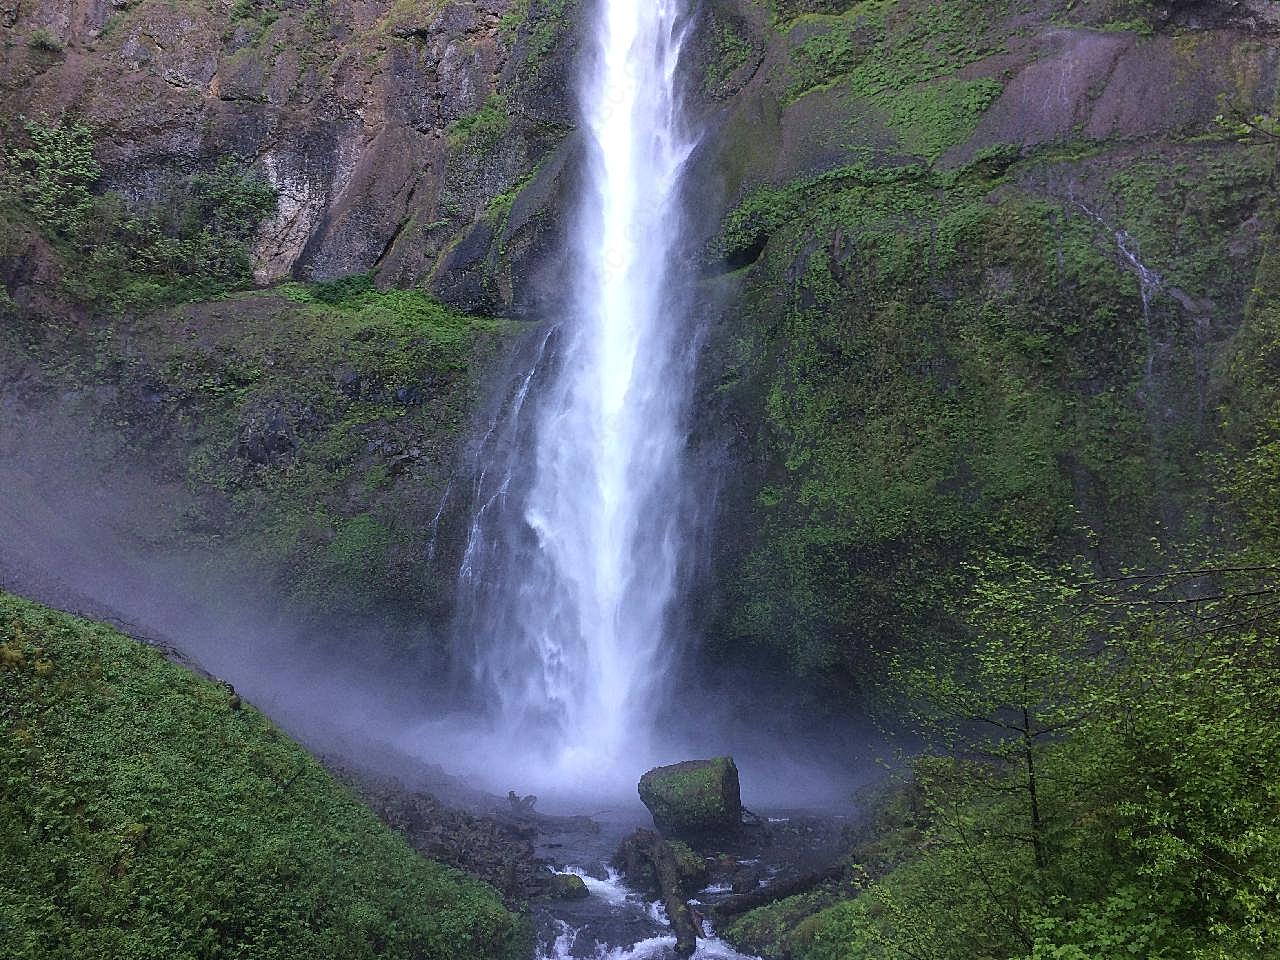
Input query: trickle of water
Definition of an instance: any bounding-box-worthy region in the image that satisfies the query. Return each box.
[446,0,699,788]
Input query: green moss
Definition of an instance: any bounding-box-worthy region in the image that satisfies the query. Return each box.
[784,0,1005,103]
[710,144,1232,700]
[887,77,1003,160]
[501,0,578,77]
[0,591,528,960]
[0,274,509,634]
[449,93,511,149]
[725,889,842,958]
[638,758,741,837]
[705,20,755,91]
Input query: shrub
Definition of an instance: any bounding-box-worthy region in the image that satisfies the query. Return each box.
[1,118,279,309]
[2,117,100,233]
[26,27,64,53]
[0,590,530,960]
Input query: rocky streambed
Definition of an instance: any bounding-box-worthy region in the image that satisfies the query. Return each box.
[362,757,856,959]
[528,803,855,959]
[339,752,860,959]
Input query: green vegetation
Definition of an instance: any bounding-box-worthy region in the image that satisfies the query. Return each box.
[0,264,507,637]
[705,19,756,91]
[500,0,578,76]
[711,131,1275,706]
[784,0,1003,102]
[0,115,510,644]
[728,557,1280,959]
[1,118,276,310]
[26,27,64,53]
[0,591,528,959]
[715,11,1280,939]
[769,0,1013,159]
[149,279,501,622]
[449,93,512,149]
[3,117,99,232]
[714,156,1140,699]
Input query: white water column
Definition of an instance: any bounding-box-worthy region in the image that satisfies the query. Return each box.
[464,0,695,781]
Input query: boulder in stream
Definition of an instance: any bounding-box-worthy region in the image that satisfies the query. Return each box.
[638,757,742,840]
[547,872,589,900]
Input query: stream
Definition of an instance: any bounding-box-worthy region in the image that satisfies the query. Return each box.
[526,806,854,960]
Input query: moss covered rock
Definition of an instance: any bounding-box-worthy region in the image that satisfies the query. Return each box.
[547,872,590,900]
[615,830,711,897]
[638,757,743,839]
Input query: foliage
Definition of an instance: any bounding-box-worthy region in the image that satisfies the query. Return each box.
[26,27,64,53]
[0,591,529,960]
[449,93,512,149]
[705,20,756,91]
[778,561,1280,960]
[0,268,506,640]
[709,78,1279,701]
[783,0,1002,104]
[3,117,100,233]
[499,0,578,77]
[1,118,277,310]
[711,153,1163,703]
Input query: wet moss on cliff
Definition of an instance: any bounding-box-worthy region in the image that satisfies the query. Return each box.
[708,131,1273,701]
[0,260,511,643]
[0,590,529,960]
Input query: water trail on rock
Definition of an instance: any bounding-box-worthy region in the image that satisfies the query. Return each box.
[445,0,698,787]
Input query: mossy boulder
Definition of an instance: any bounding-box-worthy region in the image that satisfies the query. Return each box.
[638,757,743,839]
[547,872,590,900]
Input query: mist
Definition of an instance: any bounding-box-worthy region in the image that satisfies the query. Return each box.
[1,397,887,820]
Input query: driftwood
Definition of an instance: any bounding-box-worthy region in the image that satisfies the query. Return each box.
[493,792,601,837]
[655,838,700,958]
[709,862,845,923]
[615,830,700,957]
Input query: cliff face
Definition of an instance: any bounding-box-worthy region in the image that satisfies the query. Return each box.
[685,0,1280,701]
[0,0,575,304]
[0,0,584,653]
[1,0,1279,697]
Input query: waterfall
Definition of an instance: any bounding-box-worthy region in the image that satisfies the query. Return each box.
[446,0,697,784]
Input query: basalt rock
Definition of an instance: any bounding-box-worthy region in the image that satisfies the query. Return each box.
[638,757,743,841]
[0,0,575,306]
[546,872,589,900]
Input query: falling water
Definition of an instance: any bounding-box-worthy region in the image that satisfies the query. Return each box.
[446,0,697,785]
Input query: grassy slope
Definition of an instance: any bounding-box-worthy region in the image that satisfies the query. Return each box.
[0,590,529,960]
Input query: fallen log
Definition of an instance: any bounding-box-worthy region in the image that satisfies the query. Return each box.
[656,841,700,957]
[709,862,845,923]
[614,829,700,957]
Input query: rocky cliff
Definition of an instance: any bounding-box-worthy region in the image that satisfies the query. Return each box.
[1,0,577,299]
[687,0,1280,705]
[0,0,584,656]
[1,0,1278,701]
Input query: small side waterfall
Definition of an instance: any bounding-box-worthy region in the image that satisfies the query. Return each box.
[447,0,698,783]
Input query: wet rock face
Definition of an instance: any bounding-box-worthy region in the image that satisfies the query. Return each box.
[0,0,574,307]
[638,757,743,840]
